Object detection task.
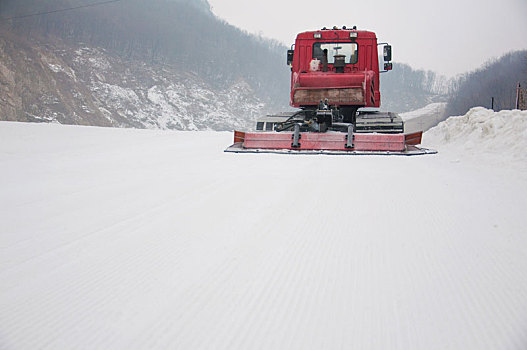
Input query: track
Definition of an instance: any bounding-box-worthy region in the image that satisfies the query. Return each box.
[0,122,526,349]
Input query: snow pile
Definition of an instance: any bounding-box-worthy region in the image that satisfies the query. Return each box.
[424,107,527,166]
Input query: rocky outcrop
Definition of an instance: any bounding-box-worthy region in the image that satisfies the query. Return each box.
[0,29,267,130]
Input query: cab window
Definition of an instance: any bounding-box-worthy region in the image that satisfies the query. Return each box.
[313,42,358,64]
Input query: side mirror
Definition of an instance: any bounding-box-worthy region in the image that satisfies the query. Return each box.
[384,62,393,71]
[383,45,392,62]
[287,49,294,66]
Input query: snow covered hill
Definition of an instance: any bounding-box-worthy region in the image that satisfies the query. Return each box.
[0,38,267,131]
[1,108,526,349]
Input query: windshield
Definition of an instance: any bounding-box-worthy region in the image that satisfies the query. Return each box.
[313,42,358,64]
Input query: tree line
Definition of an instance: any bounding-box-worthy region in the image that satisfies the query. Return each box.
[379,51,527,116]
[445,50,527,116]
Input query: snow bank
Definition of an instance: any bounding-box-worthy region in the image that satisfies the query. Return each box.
[400,102,446,133]
[424,107,527,168]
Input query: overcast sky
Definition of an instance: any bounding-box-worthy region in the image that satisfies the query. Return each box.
[208,0,527,77]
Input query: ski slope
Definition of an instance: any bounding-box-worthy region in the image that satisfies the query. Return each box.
[1,108,527,349]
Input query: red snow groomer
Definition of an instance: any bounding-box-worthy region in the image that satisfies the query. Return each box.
[225,26,436,155]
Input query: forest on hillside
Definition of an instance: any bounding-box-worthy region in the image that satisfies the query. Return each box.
[445,50,527,116]
[380,51,527,116]
[0,0,291,108]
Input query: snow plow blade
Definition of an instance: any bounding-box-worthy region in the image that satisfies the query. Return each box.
[225,131,436,155]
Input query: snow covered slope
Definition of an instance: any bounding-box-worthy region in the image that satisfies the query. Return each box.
[0,39,269,131]
[1,108,526,349]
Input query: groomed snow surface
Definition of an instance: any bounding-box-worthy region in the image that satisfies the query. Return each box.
[1,107,527,349]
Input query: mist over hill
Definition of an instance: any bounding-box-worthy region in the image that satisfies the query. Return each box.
[380,62,449,113]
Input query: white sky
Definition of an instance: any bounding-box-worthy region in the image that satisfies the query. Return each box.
[208,0,527,77]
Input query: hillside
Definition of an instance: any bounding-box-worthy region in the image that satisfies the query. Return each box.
[0,0,290,130]
[0,31,266,130]
[380,62,448,113]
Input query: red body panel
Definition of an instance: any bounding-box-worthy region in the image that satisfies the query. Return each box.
[404,132,423,146]
[297,72,367,87]
[290,29,380,108]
